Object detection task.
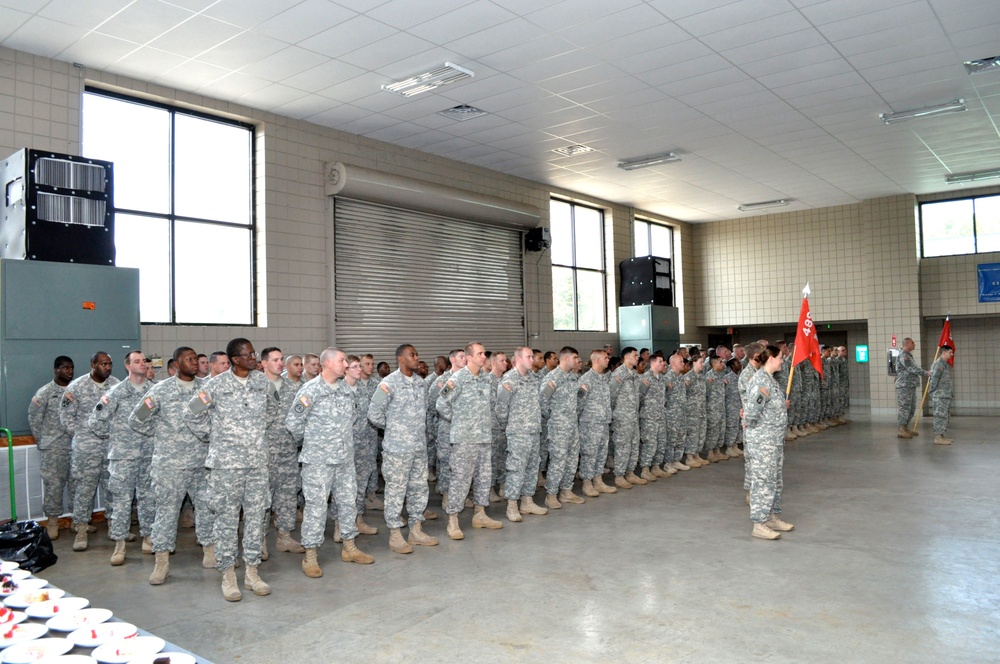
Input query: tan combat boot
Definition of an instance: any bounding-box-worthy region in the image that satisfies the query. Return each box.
[202,543,217,569]
[110,540,126,566]
[766,515,794,532]
[717,448,731,459]
[447,514,464,540]
[519,496,548,515]
[909,429,919,437]
[464,497,475,509]
[365,493,384,511]
[472,505,503,529]
[423,509,439,521]
[897,426,913,439]
[389,528,413,554]
[244,565,270,596]
[141,536,152,554]
[302,548,323,578]
[934,434,952,445]
[785,428,798,441]
[72,523,88,552]
[581,479,600,497]
[752,523,781,540]
[640,467,657,482]
[149,551,170,585]
[506,500,523,522]
[614,475,632,490]
[355,516,379,536]
[671,460,690,471]
[276,530,305,553]
[489,487,503,503]
[593,476,617,493]
[626,470,647,485]
[46,520,59,541]
[651,465,669,478]
[559,488,585,504]
[221,566,242,601]
[332,520,342,543]
[661,464,678,477]
[342,538,374,564]
[408,522,439,546]
[545,493,563,509]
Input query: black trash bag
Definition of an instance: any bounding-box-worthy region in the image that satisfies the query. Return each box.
[0,520,57,573]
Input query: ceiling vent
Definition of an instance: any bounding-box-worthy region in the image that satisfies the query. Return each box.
[553,145,594,157]
[438,104,488,121]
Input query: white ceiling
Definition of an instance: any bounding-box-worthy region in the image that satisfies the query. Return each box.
[3,0,1000,222]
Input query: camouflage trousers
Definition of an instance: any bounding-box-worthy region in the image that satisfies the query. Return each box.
[544,427,579,494]
[426,415,437,471]
[436,421,452,496]
[745,429,784,524]
[685,416,706,455]
[71,446,111,526]
[820,387,831,420]
[705,415,725,453]
[151,466,213,553]
[578,422,609,479]
[365,434,381,497]
[611,419,639,477]
[208,467,268,570]
[39,447,73,518]
[301,461,358,548]
[896,384,918,426]
[639,418,665,468]
[327,442,374,522]
[382,448,429,529]
[505,432,541,499]
[665,415,686,463]
[538,420,548,473]
[265,448,301,534]
[787,393,799,426]
[490,429,507,487]
[805,387,820,423]
[931,396,951,435]
[108,457,154,541]
[725,409,741,447]
[446,444,491,514]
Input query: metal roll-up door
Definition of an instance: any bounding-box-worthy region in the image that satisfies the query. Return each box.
[334,198,525,363]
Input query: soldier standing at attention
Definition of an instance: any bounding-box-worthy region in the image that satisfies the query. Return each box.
[496,347,547,521]
[367,344,439,553]
[610,347,644,489]
[723,359,744,459]
[539,346,584,509]
[285,348,374,580]
[62,351,119,552]
[739,343,764,501]
[208,351,230,378]
[637,351,669,481]
[29,356,75,540]
[488,351,508,503]
[437,342,503,540]
[664,352,689,472]
[185,338,271,602]
[683,353,708,469]
[430,349,466,507]
[577,349,616,495]
[302,353,321,382]
[359,354,384,514]
[424,355,448,485]
[128,347,216,586]
[928,345,955,445]
[90,351,154,565]
[336,356,380,538]
[283,354,305,388]
[895,337,928,439]
[704,354,728,462]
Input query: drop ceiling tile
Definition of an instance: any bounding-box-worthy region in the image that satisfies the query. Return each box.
[196,31,288,69]
[37,0,133,30]
[336,31,435,71]
[56,32,138,70]
[798,0,918,25]
[110,46,187,81]
[675,0,794,37]
[0,7,29,42]
[446,18,547,60]
[477,34,577,72]
[681,78,766,106]
[365,0,475,30]
[240,82,308,110]
[240,46,328,83]
[95,0,195,44]
[700,11,813,51]
[537,64,624,95]
[408,0,515,43]
[363,121,428,142]
[636,53,732,88]
[148,15,244,58]
[657,65,750,97]
[586,87,669,114]
[525,0,644,31]
[831,20,943,57]
[202,71,273,100]
[4,16,88,58]
[817,1,936,41]
[719,28,827,64]
[155,58,231,89]
[557,3,668,47]
[202,0,296,29]
[560,76,649,105]
[299,15,398,59]
[305,103,368,126]
[616,38,713,76]
[507,49,601,85]
[253,0,357,43]
[317,71,385,103]
[277,58,367,94]
[645,0,749,21]
[0,0,47,12]
[741,44,843,78]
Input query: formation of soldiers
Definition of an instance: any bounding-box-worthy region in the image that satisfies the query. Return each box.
[27,336,855,601]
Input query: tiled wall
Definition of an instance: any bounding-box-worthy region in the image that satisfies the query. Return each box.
[920,317,999,415]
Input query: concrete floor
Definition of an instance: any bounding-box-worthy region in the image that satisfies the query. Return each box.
[41,413,1000,663]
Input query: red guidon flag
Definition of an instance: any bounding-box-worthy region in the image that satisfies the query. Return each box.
[791,283,823,377]
[938,315,954,365]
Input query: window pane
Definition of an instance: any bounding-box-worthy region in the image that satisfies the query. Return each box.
[175,114,252,224]
[634,221,650,256]
[115,214,171,323]
[552,266,576,330]
[576,270,605,331]
[650,223,672,260]
[174,222,252,324]
[82,93,169,214]
[550,200,573,266]
[574,206,603,270]
[974,195,1000,253]
[922,200,974,257]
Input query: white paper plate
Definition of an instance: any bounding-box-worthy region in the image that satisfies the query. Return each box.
[91,637,164,664]
[0,610,26,628]
[125,653,195,664]
[25,598,88,621]
[0,564,19,574]
[0,637,72,663]
[46,609,112,632]
[67,623,136,649]
[35,656,97,664]
[0,623,47,649]
[2,591,64,610]
[0,580,48,599]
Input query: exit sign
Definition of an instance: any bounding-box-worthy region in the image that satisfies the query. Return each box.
[855,345,869,363]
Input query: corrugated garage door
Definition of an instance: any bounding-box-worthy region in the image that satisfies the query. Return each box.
[333,198,525,365]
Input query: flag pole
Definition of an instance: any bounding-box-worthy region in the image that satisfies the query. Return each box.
[786,364,795,396]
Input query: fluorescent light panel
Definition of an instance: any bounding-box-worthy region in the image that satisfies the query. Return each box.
[964,56,1000,75]
[617,152,681,171]
[946,168,1000,184]
[880,99,966,124]
[738,199,789,212]
[382,62,474,97]
[553,144,593,157]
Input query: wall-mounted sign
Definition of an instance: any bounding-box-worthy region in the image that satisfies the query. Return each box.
[978,263,1000,303]
[856,344,869,363]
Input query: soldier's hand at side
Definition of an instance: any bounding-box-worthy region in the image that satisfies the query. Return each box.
[785,399,790,409]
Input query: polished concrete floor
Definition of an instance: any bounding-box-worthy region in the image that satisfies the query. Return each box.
[42,413,1000,663]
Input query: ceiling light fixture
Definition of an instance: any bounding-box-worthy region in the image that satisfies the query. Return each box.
[879,99,966,124]
[738,199,789,212]
[964,56,1000,75]
[438,104,488,121]
[553,144,594,157]
[617,152,682,171]
[382,62,474,97]
[945,168,1000,185]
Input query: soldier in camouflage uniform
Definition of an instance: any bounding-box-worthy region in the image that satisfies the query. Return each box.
[803,358,825,432]
[259,347,306,558]
[739,343,764,496]
[539,347,584,509]
[704,355,728,462]
[743,345,794,540]
[436,342,503,539]
[358,354,383,514]
[895,337,927,439]
[610,347,644,488]
[90,351,153,565]
[28,356,75,540]
[664,352,689,472]
[487,351,508,502]
[723,359,744,458]
[61,351,120,552]
[636,351,668,482]
[496,347,547,521]
[368,344,439,552]
[773,342,795,441]
[837,346,851,422]
[928,346,954,445]
[428,349,466,504]
[128,347,215,586]
[285,348,374,580]
[425,356,447,483]
[185,339,272,602]
[577,349,616,495]
[683,354,708,468]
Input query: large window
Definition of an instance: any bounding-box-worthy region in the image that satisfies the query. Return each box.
[634,218,673,260]
[82,89,255,324]
[920,194,1000,257]
[550,199,605,331]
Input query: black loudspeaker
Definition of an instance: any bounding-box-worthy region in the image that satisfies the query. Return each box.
[0,149,115,265]
[620,255,672,306]
[525,227,550,252]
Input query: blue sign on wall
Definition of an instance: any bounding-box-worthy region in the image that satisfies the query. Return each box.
[855,345,869,363]
[978,263,1000,303]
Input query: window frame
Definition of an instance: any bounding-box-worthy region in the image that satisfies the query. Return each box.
[83,86,257,326]
[633,216,676,293]
[919,193,1000,259]
[550,198,607,332]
